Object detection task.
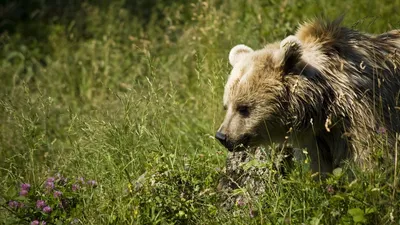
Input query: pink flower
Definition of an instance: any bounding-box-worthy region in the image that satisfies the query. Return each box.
[87,180,97,187]
[30,221,39,225]
[8,201,18,208]
[36,200,46,209]
[47,177,55,182]
[19,189,28,196]
[45,181,54,190]
[326,185,335,194]
[21,183,31,191]
[77,177,85,184]
[43,206,52,213]
[236,198,245,207]
[53,190,62,198]
[72,184,80,192]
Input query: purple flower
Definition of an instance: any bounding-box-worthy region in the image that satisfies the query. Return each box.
[21,183,31,191]
[47,177,55,182]
[40,221,47,225]
[87,180,97,187]
[77,177,85,184]
[45,181,55,190]
[30,221,39,225]
[36,200,46,209]
[72,184,80,192]
[19,189,28,196]
[53,190,62,198]
[8,200,19,208]
[43,206,52,213]
[236,198,245,207]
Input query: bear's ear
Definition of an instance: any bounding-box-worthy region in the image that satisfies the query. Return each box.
[278,35,303,74]
[229,44,254,66]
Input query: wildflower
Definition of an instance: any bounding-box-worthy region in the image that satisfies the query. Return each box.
[326,185,335,194]
[21,183,31,191]
[40,221,47,225]
[30,221,39,225]
[43,206,52,213]
[45,181,55,190]
[133,207,139,218]
[236,198,245,207]
[77,177,85,184]
[87,180,97,187]
[19,189,29,196]
[8,200,19,208]
[53,190,62,198]
[36,200,46,209]
[127,183,133,193]
[72,184,80,192]
[47,177,55,183]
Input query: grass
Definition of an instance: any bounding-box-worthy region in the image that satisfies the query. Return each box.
[0,0,399,224]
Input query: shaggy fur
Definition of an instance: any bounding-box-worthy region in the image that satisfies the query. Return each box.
[216,18,400,173]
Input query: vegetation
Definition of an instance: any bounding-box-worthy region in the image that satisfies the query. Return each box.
[0,0,399,224]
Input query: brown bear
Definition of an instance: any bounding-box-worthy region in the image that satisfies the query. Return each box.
[215,18,400,174]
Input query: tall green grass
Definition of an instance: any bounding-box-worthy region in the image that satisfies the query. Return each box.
[1,0,399,224]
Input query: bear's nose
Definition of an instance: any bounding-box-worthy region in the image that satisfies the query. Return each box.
[215,132,226,144]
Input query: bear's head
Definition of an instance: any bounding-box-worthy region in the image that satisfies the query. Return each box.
[216,36,309,151]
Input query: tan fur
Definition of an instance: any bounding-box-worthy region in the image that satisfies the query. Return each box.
[217,18,400,173]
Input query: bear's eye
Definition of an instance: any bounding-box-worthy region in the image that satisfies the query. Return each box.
[237,105,250,117]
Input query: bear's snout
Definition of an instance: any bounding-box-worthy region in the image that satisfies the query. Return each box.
[215,131,251,152]
[215,131,227,144]
[215,131,234,151]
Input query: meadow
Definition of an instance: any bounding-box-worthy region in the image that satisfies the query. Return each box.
[0,0,399,224]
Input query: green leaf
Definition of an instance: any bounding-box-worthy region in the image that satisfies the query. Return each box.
[332,168,343,177]
[365,207,376,214]
[348,208,366,223]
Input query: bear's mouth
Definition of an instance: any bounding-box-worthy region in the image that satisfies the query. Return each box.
[226,134,251,152]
